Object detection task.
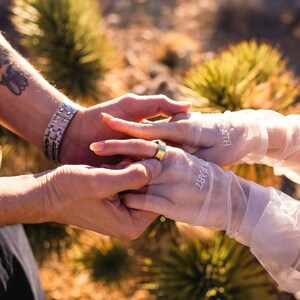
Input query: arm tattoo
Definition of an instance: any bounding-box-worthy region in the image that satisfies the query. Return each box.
[0,48,28,96]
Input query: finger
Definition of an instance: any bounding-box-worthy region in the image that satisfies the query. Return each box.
[123,193,172,217]
[120,186,148,195]
[90,139,159,158]
[142,117,170,124]
[121,94,191,119]
[198,148,224,166]
[105,159,162,194]
[102,159,134,170]
[102,113,190,144]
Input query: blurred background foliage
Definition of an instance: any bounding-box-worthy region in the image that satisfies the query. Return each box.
[1,0,300,299]
[183,41,299,113]
[148,233,275,300]
[12,0,116,103]
[183,40,300,186]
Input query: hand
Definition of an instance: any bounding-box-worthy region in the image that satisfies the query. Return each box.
[90,140,300,294]
[99,110,267,167]
[90,139,249,232]
[39,161,160,239]
[60,94,191,166]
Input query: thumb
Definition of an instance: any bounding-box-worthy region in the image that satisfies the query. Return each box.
[111,159,162,193]
[123,193,172,217]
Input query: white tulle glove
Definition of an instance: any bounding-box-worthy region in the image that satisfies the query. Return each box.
[101,110,300,183]
[91,138,300,293]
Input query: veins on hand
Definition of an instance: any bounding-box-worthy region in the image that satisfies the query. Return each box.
[0,48,28,96]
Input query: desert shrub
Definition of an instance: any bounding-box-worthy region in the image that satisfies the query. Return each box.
[149,233,275,300]
[183,40,300,185]
[12,0,114,101]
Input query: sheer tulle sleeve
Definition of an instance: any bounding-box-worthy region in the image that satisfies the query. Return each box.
[180,155,300,292]
[234,183,300,292]
[237,110,300,183]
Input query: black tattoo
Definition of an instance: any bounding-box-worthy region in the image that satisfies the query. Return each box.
[0,48,28,95]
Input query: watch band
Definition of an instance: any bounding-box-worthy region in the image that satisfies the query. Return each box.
[42,102,79,163]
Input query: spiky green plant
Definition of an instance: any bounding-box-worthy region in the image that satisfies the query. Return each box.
[183,41,300,185]
[12,0,114,101]
[75,238,135,286]
[149,233,275,300]
[134,216,180,257]
[184,40,299,113]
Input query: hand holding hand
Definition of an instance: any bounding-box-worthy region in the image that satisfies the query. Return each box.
[90,139,249,234]
[60,94,191,166]
[91,139,300,293]
[38,161,160,239]
[100,110,268,167]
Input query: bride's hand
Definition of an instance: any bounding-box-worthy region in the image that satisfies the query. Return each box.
[90,139,248,231]
[100,110,267,167]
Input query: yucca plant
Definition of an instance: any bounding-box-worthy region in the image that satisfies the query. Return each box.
[74,237,136,286]
[133,216,180,257]
[156,31,199,71]
[184,40,299,113]
[12,0,114,102]
[148,233,275,300]
[183,40,300,185]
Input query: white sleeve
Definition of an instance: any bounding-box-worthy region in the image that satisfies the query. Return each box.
[185,110,300,182]
[235,183,300,293]
[238,110,300,184]
[188,159,300,292]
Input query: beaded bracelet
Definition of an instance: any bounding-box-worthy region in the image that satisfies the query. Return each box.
[42,102,79,163]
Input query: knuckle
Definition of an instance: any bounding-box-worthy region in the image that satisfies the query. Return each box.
[125,92,137,98]
[158,93,169,100]
[56,164,73,176]
[122,93,137,102]
[133,165,147,185]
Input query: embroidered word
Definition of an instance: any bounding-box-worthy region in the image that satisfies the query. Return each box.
[196,159,209,191]
[216,120,232,147]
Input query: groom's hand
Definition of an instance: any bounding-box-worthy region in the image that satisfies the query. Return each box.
[60,94,191,166]
[39,160,161,239]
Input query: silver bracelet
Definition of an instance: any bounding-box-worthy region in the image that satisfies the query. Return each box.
[43,102,79,163]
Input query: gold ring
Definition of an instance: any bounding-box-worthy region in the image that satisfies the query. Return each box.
[153,140,167,161]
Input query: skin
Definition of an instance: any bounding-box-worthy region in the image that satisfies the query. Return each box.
[0,34,191,167]
[60,95,191,166]
[98,111,287,167]
[0,160,160,239]
[90,138,225,224]
[0,34,190,237]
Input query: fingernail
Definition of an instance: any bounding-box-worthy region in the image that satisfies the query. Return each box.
[90,142,105,152]
[101,112,114,120]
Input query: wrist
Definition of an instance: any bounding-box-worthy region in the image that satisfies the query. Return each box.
[235,182,270,246]
[0,173,47,225]
[43,102,84,163]
[58,106,86,164]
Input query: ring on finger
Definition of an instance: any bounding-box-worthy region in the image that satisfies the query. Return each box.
[152,140,167,161]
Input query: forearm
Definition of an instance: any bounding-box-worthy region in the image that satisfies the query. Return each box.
[0,34,82,150]
[192,163,300,292]
[212,109,300,182]
[235,182,300,292]
[0,172,48,225]
[238,110,300,182]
